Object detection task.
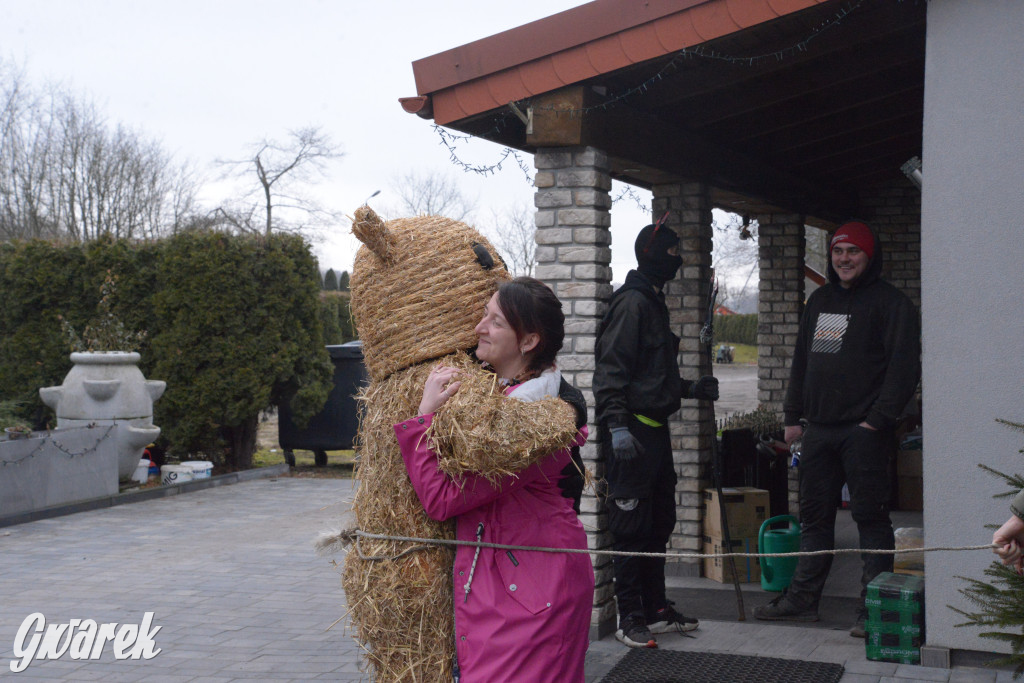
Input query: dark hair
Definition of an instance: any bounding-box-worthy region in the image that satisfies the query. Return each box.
[495,277,564,373]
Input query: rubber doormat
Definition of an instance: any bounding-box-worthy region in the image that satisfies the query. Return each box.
[601,649,844,683]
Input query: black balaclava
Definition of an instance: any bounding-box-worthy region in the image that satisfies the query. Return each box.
[634,222,682,289]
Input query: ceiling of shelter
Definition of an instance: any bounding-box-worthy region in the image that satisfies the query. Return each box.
[415,0,926,227]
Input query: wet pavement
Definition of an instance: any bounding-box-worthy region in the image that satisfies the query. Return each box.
[0,471,1011,682]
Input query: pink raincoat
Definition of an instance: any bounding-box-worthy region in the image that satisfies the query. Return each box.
[394,379,593,683]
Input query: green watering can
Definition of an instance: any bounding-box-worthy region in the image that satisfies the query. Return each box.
[758,515,800,592]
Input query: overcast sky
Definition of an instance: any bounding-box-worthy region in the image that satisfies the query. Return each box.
[1,0,756,291]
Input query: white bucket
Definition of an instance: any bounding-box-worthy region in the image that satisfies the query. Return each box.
[161,464,194,486]
[181,460,213,479]
[132,459,150,484]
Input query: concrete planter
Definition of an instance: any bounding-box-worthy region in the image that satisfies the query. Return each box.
[40,352,166,481]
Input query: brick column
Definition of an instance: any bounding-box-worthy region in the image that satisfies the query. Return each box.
[859,185,922,309]
[653,182,715,578]
[755,213,805,512]
[533,146,614,640]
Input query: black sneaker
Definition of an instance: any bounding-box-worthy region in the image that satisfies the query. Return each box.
[850,607,867,638]
[752,594,819,622]
[648,605,699,634]
[615,615,657,648]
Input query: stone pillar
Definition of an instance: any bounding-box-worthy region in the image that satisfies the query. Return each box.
[653,182,715,577]
[533,145,614,640]
[755,213,805,512]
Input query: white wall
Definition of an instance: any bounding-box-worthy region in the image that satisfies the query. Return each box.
[922,0,1024,654]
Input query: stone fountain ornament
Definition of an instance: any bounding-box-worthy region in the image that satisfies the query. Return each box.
[41,273,166,481]
[40,352,165,481]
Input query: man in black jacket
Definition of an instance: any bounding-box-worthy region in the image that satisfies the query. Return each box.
[752,221,921,638]
[594,221,719,648]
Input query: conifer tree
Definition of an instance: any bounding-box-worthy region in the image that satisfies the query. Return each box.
[954,419,1024,678]
[323,268,338,291]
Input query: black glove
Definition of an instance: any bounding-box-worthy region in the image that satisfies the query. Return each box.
[610,426,644,462]
[688,375,719,401]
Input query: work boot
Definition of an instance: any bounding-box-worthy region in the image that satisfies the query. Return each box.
[615,613,657,648]
[648,603,699,634]
[752,593,819,622]
[850,606,868,638]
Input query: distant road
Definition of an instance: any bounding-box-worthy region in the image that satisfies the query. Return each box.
[710,363,759,418]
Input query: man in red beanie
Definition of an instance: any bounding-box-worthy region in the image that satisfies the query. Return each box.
[753,220,920,638]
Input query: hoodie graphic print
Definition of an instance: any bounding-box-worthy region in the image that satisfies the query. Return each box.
[811,313,850,353]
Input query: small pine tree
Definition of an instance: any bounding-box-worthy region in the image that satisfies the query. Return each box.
[323,268,338,291]
[337,270,350,292]
[953,419,1024,678]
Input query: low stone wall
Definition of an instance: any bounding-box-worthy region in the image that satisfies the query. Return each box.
[0,425,119,517]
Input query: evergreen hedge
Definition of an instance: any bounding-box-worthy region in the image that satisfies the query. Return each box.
[714,313,758,346]
[320,291,356,345]
[0,233,333,468]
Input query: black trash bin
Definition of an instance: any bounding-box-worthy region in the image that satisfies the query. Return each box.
[278,341,367,466]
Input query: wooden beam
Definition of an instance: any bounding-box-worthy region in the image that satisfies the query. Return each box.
[525,86,588,147]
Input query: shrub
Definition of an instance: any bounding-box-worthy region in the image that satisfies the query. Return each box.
[320,291,356,345]
[715,313,757,345]
[0,233,332,467]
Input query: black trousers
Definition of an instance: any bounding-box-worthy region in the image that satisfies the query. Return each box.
[605,418,678,621]
[786,421,895,610]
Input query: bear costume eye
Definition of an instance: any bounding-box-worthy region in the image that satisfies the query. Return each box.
[472,242,500,270]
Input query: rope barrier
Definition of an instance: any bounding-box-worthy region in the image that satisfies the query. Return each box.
[339,529,996,563]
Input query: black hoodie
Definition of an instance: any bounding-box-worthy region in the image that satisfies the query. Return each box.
[594,270,685,425]
[783,228,920,430]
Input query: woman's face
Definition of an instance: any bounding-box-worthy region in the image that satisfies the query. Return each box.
[474,292,522,377]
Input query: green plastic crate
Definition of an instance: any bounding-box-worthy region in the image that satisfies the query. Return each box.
[865,572,925,663]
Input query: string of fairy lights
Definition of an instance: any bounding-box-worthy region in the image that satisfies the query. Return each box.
[431,0,869,191]
[0,425,116,468]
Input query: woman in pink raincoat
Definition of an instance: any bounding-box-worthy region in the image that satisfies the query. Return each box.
[394,277,593,683]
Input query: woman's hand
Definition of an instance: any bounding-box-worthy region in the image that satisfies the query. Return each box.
[418,366,462,416]
[993,515,1024,574]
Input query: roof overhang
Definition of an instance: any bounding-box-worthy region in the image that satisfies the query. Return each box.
[404,0,926,225]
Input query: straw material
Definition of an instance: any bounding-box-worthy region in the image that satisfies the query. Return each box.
[342,360,455,682]
[429,361,578,482]
[350,206,510,382]
[344,208,581,683]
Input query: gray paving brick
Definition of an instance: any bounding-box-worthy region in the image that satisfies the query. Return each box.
[0,477,1006,683]
[948,668,998,682]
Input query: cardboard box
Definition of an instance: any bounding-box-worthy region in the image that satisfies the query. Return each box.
[702,487,770,539]
[702,534,761,584]
[897,449,922,477]
[865,572,925,664]
[898,476,923,511]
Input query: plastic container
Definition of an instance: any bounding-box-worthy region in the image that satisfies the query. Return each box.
[758,514,801,591]
[132,459,150,484]
[181,460,213,479]
[161,464,194,485]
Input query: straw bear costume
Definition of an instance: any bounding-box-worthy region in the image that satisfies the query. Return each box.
[342,206,582,682]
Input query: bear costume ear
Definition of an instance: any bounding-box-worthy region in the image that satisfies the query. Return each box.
[352,205,394,264]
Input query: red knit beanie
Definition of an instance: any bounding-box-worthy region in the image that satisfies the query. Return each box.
[830,221,874,259]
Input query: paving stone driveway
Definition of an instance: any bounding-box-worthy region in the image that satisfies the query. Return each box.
[0,477,359,681]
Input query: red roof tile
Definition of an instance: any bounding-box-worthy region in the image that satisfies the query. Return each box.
[409,0,825,125]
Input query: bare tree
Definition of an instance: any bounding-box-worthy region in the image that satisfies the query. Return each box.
[487,201,536,277]
[389,169,476,222]
[0,59,200,242]
[216,126,343,236]
[712,212,759,309]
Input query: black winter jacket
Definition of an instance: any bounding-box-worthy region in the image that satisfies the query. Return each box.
[783,230,920,430]
[594,270,689,427]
